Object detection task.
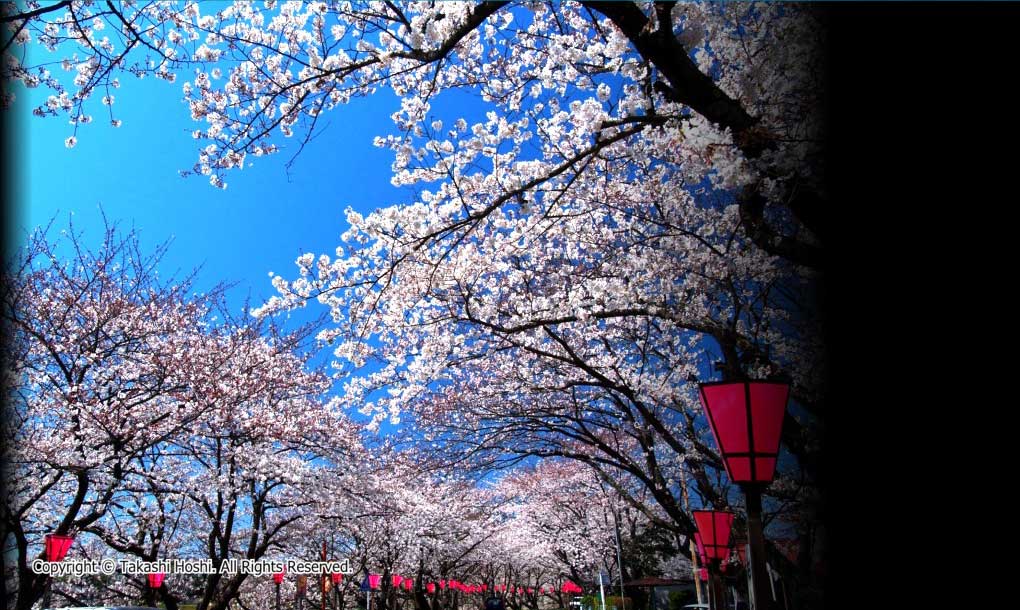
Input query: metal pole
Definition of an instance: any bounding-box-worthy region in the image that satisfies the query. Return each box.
[277,583,282,610]
[598,572,607,610]
[743,487,773,610]
[612,511,625,609]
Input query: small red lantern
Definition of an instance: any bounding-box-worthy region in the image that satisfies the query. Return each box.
[332,573,343,585]
[426,583,436,594]
[274,570,286,585]
[692,510,734,563]
[539,588,545,594]
[561,581,582,594]
[404,579,413,591]
[44,534,74,562]
[368,574,381,590]
[148,573,165,589]
[439,580,446,590]
[392,574,403,588]
[482,584,488,592]
[698,381,789,484]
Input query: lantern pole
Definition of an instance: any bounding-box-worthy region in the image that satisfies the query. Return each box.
[743,486,773,610]
[277,580,282,610]
[678,463,704,606]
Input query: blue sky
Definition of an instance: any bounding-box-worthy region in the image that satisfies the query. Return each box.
[7,62,408,317]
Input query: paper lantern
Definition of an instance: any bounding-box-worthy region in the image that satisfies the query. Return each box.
[44,534,74,562]
[692,510,735,563]
[698,381,789,484]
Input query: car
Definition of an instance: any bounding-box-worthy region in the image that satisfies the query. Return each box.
[681,605,710,610]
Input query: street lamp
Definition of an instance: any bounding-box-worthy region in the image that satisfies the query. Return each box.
[43,533,74,609]
[698,380,789,610]
[693,511,734,610]
[147,572,166,609]
[363,573,381,610]
[273,569,286,610]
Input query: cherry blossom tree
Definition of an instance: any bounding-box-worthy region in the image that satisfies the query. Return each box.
[4,1,826,267]
[4,3,829,607]
[83,309,357,610]
[0,221,363,610]
[1,219,220,610]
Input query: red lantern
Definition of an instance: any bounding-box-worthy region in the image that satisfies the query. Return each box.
[332,573,343,585]
[698,381,789,484]
[273,570,286,585]
[694,533,708,566]
[482,584,488,592]
[392,574,403,588]
[404,579,413,591]
[368,574,382,590]
[44,534,74,562]
[148,573,165,589]
[539,588,545,594]
[426,583,436,594]
[692,510,734,563]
